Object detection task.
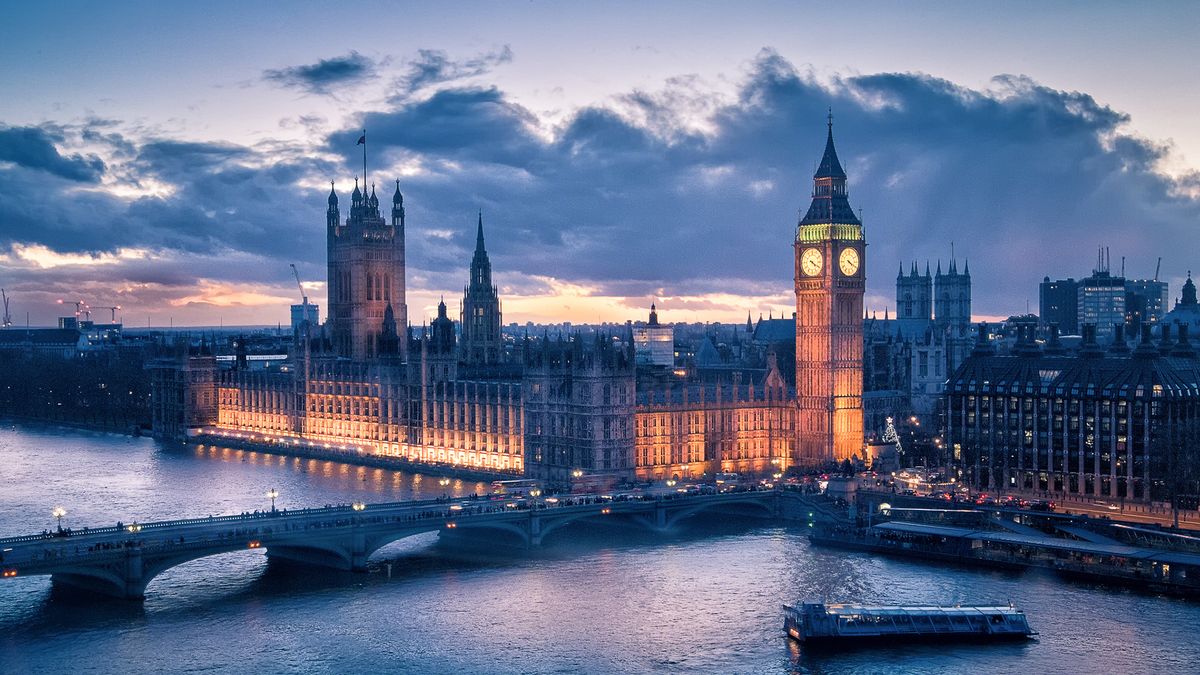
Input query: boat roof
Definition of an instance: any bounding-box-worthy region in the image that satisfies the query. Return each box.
[821,604,1021,617]
[872,521,1200,566]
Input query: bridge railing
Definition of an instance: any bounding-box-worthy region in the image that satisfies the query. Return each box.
[0,486,781,549]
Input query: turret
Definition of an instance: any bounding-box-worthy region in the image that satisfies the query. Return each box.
[327,182,339,228]
[391,179,405,229]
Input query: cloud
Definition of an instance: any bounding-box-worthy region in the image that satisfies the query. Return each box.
[263,51,378,95]
[4,48,1200,326]
[330,48,1200,320]
[390,46,514,100]
[0,126,105,181]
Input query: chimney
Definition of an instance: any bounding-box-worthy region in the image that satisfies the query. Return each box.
[1045,323,1067,356]
[1109,324,1131,355]
[1134,323,1159,358]
[971,322,995,356]
[1173,323,1197,358]
[1160,323,1175,355]
[1016,324,1043,357]
[1079,324,1105,358]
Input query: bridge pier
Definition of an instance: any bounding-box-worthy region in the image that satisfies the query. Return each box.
[529,512,542,548]
[51,547,148,600]
[349,530,368,572]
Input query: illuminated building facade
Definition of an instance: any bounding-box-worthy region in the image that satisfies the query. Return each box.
[794,117,865,463]
[157,124,865,484]
[633,368,793,481]
[947,322,1200,501]
[327,180,407,361]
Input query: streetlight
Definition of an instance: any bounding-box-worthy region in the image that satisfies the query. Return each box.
[352,502,366,512]
[127,522,142,534]
[572,469,583,479]
[51,506,66,533]
[266,489,278,513]
[529,488,542,509]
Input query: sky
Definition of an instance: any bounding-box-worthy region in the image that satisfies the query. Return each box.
[1,1,1198,327]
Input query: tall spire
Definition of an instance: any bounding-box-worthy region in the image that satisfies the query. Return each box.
[815,109,847,180]
[476,210,486,251]
[798,112,859,226]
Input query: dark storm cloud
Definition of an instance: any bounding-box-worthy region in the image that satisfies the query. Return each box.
[390,46,514,100]
[263,51,378,95]
[0,126,105,182]
[0,134,334,281]
[5,48,1200,323]
[327,49,1200,316]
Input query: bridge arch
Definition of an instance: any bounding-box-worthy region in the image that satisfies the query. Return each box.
[664,495,775,530]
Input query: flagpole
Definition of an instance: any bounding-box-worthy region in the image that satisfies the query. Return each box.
[362,129,367,195]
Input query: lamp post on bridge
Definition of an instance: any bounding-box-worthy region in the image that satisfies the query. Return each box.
[267,489,279,513]
[51,506,66,534]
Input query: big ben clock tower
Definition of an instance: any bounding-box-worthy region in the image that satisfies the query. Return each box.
[794,115,864,464]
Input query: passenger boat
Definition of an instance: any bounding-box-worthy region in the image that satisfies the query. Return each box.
[783,603,1036,645]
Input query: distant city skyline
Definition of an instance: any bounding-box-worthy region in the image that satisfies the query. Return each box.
[2,1,1199,327]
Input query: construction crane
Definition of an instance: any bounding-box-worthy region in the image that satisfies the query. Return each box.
[290,264,308,306]
[94,305,122,323]
[289,264,312,394]
[1,289,11,328]
[57,298,90,320]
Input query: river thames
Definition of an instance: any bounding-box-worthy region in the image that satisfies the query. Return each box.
[2,424,1199,674]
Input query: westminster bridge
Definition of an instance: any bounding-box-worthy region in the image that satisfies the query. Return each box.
[0,489,827,600]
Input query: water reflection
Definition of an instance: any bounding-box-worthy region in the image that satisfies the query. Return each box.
[4,424,1200,673]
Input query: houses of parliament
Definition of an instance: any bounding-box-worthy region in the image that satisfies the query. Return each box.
[151,123,867,485]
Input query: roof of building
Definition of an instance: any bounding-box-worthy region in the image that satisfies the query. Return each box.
[695,337,722,367]
[752,318,795,344]
[814,118,846,180]
[948,348,1200,399]
[0,328,83,346]
[798,119,861,227]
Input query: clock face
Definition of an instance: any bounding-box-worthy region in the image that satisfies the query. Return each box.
[839,247,860,276]
[800,248,823,276]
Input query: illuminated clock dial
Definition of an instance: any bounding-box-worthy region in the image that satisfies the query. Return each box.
[800,248,823,276]
[839,247,860,276]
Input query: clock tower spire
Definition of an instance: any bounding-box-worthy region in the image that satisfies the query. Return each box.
[794,115,865,465]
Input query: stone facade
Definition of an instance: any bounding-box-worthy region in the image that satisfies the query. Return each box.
[154,126,867,485]
[794,119,865,463]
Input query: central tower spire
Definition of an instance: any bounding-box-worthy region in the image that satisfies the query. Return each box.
[461,211,502,365]
[800,114,860,227]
